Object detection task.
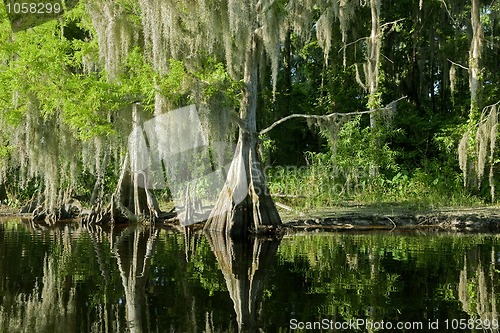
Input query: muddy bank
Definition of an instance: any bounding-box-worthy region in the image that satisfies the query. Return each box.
[281,206,500,232]
[4,204,500,233]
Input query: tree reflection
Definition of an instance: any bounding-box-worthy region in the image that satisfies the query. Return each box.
[0,223,77,332]
[113,226,158,333]
[4,219,500,332]
[205,231,280,332]
[459,245,499,332]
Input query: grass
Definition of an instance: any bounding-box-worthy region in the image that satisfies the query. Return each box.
[266,164,484,212]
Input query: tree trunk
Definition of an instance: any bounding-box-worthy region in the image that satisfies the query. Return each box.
[109,150,160,223]
[368,0,381,128]
[367,0,382,177]
[469,0,483,120]
[204,33,281,237]
[86,104,161,225]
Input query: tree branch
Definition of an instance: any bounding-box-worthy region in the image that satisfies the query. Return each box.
[447,58,469,70]
[229,109,248,131]
[259,96,406,136]
[440,0,457,26]
[380,18,406,31]
[338,37,368,54]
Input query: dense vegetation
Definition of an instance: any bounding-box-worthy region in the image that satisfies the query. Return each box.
[0,0,499,226]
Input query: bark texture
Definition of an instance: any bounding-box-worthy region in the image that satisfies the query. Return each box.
[469,0,483,119]
[204,33,281,237]
[205,133,281,237]
[85,104,161,225]
[368,0,382,128]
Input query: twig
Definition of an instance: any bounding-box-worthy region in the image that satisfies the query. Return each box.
[447,58,469,71]
[275,202,293,211]
[380,18,406,31]
[382,53,394,64]
[338,19,404,55]
[385,216,397,231]
[259,96,407,135]
[338,37,368,54]
[440,0,457,26]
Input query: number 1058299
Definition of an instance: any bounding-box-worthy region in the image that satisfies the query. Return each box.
[443,318,499,330]
[5,2,62,15]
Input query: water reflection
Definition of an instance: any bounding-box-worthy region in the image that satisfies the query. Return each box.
[205,231,280,332]
[0,219,500,332]
[459,247,499,332]
[0,220,78,332]
[114,227,158,333]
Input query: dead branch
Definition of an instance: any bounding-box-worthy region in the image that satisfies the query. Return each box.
[447,58,469,71]
[259,96,406,136]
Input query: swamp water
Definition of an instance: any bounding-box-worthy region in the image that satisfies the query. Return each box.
[0,218,499,332]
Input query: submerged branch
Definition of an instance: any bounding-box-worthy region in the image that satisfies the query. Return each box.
[259,96,406,135]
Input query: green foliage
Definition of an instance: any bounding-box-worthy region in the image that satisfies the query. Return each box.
[195,59,241,109]
[335,115,397,171]
[0,0,499,210]
[266,111,483,209]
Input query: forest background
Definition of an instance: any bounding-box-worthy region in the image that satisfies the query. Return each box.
[0,0,499,224]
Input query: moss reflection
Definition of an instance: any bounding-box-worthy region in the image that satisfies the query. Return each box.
[1,219,500,332]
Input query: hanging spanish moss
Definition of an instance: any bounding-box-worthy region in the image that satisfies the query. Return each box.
[449,63,457,98]
[458,133,469,187]
[308,115,350,157]
[0,80,125,222]
[137,0,170,73]
[18,96,80,221]
[338,0,357,67]
[86,0,139,79]
[316,6,334,64]
[315,0,358,67]
[137,0,222,73]
[459,102,500,201]
[285,0,316,41]
[261,1,285,96]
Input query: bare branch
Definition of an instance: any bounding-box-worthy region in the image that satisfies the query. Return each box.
[440,0,457,26]
[382,53,394,64]
[259,96,407,136]
[338,37,368,54]
[355,63,367,91]
[337,19,404,55]
[447,58,469,71]
[380,18,406,31]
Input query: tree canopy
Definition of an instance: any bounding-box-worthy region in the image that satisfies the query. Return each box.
[0,0,499,225]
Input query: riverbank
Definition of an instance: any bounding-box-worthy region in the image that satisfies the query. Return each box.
[279,204,500,232]
[2,203,500,233]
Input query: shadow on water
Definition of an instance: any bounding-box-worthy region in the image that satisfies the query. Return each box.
[1,218,500,332]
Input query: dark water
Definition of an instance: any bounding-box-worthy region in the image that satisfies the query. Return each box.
[0,218,499,332]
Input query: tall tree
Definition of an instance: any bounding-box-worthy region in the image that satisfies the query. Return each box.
[367,0,382,125]
[204,9,282,237]
[469,0,484,120]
